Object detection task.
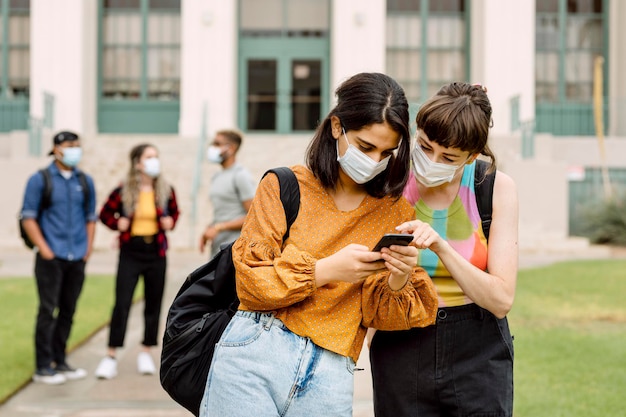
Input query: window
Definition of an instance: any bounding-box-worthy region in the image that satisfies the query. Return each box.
[536,0,605,103]
[0,0,30,98]
[386,0,468,105]
[101,0,180,100]
[535,0,607,135]
[99,0,180,133]
[240,0,329,38]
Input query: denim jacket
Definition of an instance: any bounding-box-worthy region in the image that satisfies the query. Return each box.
[20,162,97,261]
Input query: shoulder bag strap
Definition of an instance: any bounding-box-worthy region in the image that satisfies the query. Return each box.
[262,167,300,241]
[474,159,496,241]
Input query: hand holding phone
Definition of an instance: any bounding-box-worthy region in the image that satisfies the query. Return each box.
[372,233,413,252]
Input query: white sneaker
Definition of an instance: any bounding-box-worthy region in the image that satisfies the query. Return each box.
[54,363,88,380]
[137,352,156,375]
[33,367,67,385]
[94,356,118,379]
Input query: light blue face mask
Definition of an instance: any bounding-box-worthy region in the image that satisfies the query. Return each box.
[337,129,391,184]
[60,147,82,167]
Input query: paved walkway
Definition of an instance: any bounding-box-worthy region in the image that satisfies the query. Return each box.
[0,244,621,417]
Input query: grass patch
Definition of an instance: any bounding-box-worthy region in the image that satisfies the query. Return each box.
[510,259,626,417]
[1,258,625,414]
[0,274,143,403]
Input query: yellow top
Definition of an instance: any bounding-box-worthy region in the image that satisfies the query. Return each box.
[232,165,437,363]
[131,190,158,236]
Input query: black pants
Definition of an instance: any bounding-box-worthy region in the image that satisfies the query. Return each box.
[370,303,514,417]
[34,255,86,370]
[108,237,166,348]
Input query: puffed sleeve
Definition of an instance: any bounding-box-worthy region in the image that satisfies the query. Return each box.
[361,267,438,330]
[232,172,316,311]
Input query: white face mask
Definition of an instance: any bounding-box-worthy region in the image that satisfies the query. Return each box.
[411,144,463,187]
[142,157,161,178]
[337,129,390,184]
[206,146,224,164]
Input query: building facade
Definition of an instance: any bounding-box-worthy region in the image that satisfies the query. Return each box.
[1,0,625,250]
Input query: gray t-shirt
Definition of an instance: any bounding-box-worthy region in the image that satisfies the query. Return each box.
[209,163,257,255]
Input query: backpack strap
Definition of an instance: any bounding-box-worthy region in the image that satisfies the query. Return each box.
[39,168,90,217]
[262,167,300,242]
[474,160,496,241]
[75,170,91,216]
[39,169,53,211]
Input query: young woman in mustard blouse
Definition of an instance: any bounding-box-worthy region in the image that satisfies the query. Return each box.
[200,73,438,417]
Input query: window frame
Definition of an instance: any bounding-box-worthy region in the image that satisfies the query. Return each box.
[97,0,181,133]
[385,0,470,108]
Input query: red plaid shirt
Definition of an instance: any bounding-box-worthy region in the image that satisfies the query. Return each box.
[99,185,180,257]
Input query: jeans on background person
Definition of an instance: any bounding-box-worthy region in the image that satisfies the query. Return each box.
[34,255,86,370]
[108,237,166,348]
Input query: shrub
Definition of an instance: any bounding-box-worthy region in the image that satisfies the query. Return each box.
[580,192,626,246]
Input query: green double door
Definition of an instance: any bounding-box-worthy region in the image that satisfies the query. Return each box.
[239,38,329,133]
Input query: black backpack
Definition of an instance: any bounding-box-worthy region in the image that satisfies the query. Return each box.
[159,167,300,416]
[19,168,90,249]
[474,159,496,241]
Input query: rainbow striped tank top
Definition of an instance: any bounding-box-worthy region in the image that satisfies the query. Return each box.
[403,161,488,307]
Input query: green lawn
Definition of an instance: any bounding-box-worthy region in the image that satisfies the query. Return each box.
[1,259,625,415]
[0,274,143,403]
[509,259,626,417]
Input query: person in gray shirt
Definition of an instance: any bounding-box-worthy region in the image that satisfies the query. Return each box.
[199,129,257,257]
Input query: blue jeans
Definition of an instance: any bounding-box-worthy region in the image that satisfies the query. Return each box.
[200,311,355,417]
[370,303,514,417]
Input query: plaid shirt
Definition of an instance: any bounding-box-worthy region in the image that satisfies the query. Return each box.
[99,185,179,257]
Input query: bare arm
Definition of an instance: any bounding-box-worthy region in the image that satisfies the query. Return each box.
[199,199,253,252]
[84,221,96,261]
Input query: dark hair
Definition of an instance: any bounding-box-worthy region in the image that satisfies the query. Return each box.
[305,72,410,198]
[416,82,497,170]
[216,129,243,151]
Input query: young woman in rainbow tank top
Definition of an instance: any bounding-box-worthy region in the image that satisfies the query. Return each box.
[369,83,519,417]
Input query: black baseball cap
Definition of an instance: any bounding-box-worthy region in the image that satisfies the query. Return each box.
[48,131,80,155]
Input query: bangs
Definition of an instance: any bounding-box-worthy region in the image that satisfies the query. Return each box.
[416,96,489,154]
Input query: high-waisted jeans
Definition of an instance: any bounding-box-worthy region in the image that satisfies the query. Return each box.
[200,311,356,417]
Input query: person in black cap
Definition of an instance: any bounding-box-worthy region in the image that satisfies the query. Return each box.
[19,131,97,385]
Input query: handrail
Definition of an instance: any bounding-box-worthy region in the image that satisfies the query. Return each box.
[189,102,208,247]
[509,94,535,160]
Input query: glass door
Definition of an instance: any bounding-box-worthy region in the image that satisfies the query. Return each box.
[244,54,323,132]
[291,60,321,130]
[238,0,329,133]
[247,59,277,130]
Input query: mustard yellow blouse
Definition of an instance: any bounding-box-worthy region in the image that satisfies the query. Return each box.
[232,165,437,362]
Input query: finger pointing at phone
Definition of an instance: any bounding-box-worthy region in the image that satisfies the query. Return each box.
[396,220,444,252]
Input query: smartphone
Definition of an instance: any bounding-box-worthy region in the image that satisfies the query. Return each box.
[372,233,413,252]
